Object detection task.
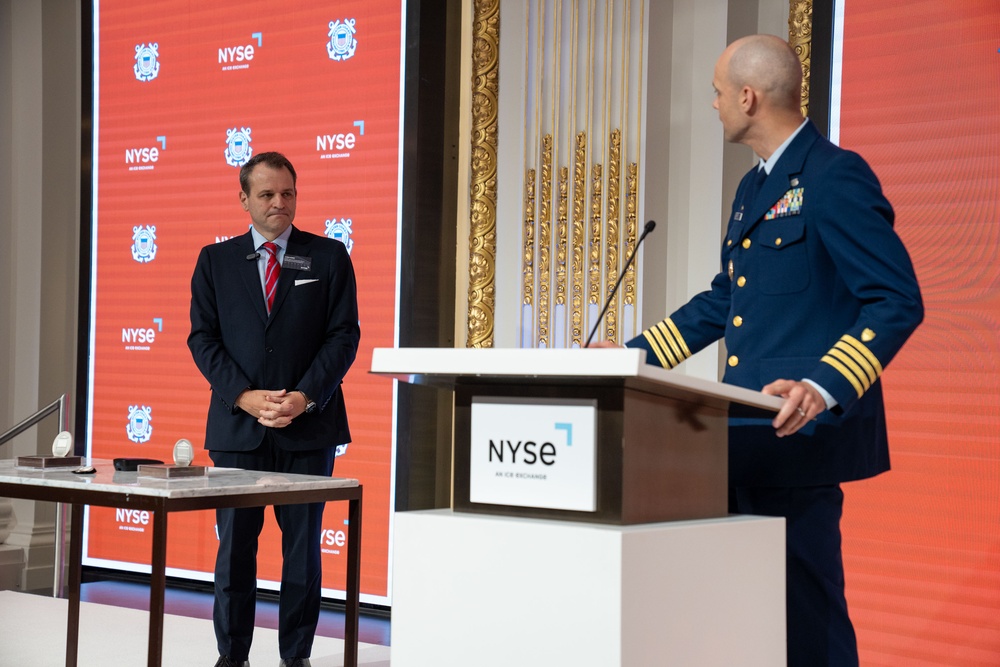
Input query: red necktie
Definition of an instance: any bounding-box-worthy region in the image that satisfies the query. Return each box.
[262,242,280,312]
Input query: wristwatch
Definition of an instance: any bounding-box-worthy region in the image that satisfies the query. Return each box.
[297,390,317,414]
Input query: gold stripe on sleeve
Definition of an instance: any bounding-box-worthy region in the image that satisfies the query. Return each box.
[647,325,680,368]
[652,321,684,365]
[828,347,873,392]
[821,354,865,398]
[663,319,692,358]
[642,330,671,368]
[831,341,877,385]
[841,335,884,376]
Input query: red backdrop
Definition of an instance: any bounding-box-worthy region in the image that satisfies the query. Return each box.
[838,1,1000,663]
[85,0,402,603]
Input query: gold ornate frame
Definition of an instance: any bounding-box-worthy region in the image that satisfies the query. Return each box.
[466,0,814,348]
[467,0,500,348]
[789,0,814,117]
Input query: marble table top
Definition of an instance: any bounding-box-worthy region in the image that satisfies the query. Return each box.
[0,458,358,499]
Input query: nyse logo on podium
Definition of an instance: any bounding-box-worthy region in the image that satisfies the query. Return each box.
[469,398,597,512]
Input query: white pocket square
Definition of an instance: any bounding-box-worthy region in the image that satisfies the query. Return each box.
[294,279,319,286]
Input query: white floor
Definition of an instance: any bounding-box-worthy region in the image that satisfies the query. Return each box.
[0,590,390,667]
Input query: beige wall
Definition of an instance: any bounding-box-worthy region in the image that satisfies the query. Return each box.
[0,0,80,593]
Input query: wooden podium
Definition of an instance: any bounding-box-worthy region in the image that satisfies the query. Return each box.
[373,348,788,666]
[371,347,782,525]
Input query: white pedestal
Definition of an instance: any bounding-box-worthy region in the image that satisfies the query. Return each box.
[391,510,785,667]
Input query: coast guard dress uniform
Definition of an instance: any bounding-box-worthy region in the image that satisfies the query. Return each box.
[625,120,923,665]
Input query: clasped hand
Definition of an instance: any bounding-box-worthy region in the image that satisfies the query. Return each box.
[235,388,306,428]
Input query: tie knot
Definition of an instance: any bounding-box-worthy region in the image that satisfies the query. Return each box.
[262,242,279,258]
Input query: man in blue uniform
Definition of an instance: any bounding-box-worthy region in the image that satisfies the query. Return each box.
[605,35,923,665]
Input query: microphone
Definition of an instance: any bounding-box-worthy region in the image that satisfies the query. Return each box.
[584,220,656,348]
[246,252,260,261]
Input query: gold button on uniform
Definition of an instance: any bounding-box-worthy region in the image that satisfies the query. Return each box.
[775,237,782,246]
[728,355,739,367]
[727,239,732,247]
[737,276,746,287]
[733,316,743,327]
[742,238,751,249]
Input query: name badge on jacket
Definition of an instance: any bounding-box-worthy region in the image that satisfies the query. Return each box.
[283,254,312,271]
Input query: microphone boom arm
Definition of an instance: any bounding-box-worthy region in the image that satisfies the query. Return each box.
[584,220,656,348]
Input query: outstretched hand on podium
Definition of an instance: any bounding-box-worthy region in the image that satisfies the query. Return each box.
[586,341,821,439]
[762,378,823,438]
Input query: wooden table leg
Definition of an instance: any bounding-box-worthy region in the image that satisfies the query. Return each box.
[344,491,362,667]
[65,504,84,667]
[147,508,168,666]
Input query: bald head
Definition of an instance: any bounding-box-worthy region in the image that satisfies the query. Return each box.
[726,34,802,112]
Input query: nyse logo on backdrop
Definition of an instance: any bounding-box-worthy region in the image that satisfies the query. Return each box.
[116,508,150,533]
[225,127,253,167]
[219,32,262,71]
[324,218,354,254]
[134,43,160,81]
[321,526,347,555]
[126,405,153,444]
[126,136,166,171]
[327,19,358,61]
[122,317,163,351]
[316,120,364,160]
[131,225,158,263]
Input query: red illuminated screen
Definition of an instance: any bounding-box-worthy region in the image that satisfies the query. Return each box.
[85,0,402,603]
[836,1,1000,662]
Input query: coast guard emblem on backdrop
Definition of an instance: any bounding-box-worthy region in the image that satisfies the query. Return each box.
[225,127,253,167]
[126,405,153,444]
[325,218,354,254]
[134,43,160,82]
[327,19,357,61]
[131,225,157,263]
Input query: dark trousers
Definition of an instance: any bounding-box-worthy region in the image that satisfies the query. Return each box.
[210,439,335,660]
[733,484,859,667]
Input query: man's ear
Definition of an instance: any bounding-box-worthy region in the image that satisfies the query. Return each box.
[239,190,249,211]
[740,85,757,114]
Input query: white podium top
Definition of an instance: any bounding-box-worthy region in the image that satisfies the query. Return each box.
[370,347,783,413]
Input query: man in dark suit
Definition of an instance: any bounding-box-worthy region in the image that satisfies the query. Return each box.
[188,151,360,667]
[599,36,923,665]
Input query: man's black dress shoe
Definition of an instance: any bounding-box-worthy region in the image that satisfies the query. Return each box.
[278,659,311,667]
[213,656,250,667]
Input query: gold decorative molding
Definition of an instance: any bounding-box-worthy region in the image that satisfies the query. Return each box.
[468,0,500,348]
[538,135,553,346]
[789,0,813,118]
[603,129,622,343]
[623,162,639,307]
[482,1,646,348]
[588,164,603,309]
[571,132,587,347]
[555,167,569,309]
[522,169,536,309]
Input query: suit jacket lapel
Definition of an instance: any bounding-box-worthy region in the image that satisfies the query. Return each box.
[235,231,269,323]
[741,120,820,239]
[267,226,309,322]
